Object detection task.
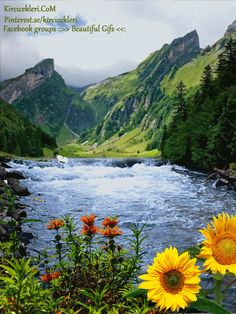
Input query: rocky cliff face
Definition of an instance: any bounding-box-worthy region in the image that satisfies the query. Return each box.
[92,30,200,140]
[0,59,54,104]
[138,30,200,82]
[225,20,236,36]
[12,71,71,136]
[0,59,96,140]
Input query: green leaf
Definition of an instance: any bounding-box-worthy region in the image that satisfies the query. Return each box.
[80,289,94,300]
[190,297,231,314]
[0,264,17,277]
[122,288,147,299]
[0,276,15,284]
[184,245,201,258]
[78,301,91,311]
[212,273,224,281]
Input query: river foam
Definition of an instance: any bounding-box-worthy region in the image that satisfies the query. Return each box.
[10,158,236,262]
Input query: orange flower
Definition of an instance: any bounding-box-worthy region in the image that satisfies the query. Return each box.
[101,226,123,238]
[81,224,99,236]
[50,271,61,279]
[40,271,61,282]
[40,274,52,283]
[80,214,97,226]
[102,217,118,228]
[47,219,64,230]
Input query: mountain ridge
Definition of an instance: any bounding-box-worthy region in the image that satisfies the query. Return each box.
[0,60,97,142]
[0,21,235,162]
[0,59,54,104]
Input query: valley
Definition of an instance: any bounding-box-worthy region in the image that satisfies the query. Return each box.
[0,20,235,169]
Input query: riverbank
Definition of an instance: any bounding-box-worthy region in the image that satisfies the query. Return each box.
[56,143,160,158]
[207,167,236,192]
[0,156,33,249]
[55,128,161,158]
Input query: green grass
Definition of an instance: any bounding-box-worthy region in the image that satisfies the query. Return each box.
[84,70,139,101]
[0,151,14,158]
[42,147,57,158]
[60,128,160,158]
[58,143,85,157]
[161,48,220,95]
[40,124,53,136]
[229,162,236,171]
[0,149,55,160]
[56,125,76,146]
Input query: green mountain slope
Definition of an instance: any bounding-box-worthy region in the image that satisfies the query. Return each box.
[82,30,200,144]
[0,98,56,156]
[12,71,71,137]
[83,70,139,123]
[162,38,236,169]
[0,59,97,145]
[160,35,236,95]
[0,20,235,165]
[78,21,236,165]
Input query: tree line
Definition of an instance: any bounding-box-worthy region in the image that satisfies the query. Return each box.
[0,98,57,157]
[161,38,236,169]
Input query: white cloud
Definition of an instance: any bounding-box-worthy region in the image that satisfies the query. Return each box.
[0,33,43,81]
[56,59,137,86]
[1,0,236,86]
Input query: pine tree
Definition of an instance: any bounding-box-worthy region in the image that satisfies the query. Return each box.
[160,124,167,152]
[211,90,236,167]
[15,144,21,156]
[200,64,214,96]
[174,81,187,121]
[216,38,236,88]
[0,130,7,152]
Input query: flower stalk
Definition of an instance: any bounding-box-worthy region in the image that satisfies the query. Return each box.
[215,278,223,305]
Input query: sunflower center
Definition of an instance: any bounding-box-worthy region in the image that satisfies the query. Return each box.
[212,233,236,265]
[161,270,184,294]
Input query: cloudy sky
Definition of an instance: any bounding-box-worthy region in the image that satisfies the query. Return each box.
[1,0,236,86]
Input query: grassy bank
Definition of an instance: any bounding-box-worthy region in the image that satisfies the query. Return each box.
[58,144,159,158]
[58,128,160,158]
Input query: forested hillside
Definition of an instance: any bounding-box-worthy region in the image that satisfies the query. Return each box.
[0,59,98,144]
[0,98,56,156]
[161,38,236,169]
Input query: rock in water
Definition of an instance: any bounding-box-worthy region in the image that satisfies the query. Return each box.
[0,167,7,179]
[57,155,69,164]
[6,170,25,180]
[7,178,30,196]
[213,178,229,188]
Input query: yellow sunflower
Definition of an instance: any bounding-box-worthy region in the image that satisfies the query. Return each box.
[139,247,201,312]
[198,212,236,275]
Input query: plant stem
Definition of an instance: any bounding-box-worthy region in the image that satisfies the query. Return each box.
[215,279,223,305]
[56,229,62,265]
[12,226,17,258]
[15,281,22,314]
[109,239,116,297]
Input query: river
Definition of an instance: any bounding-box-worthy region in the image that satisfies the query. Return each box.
[10,158,236,264]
